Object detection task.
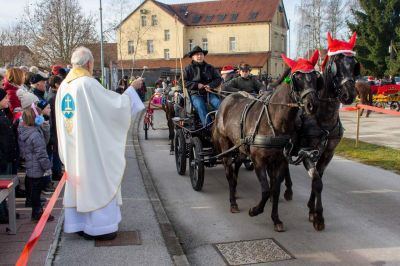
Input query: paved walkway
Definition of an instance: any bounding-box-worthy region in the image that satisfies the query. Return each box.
[0,173,63,266]
[340,108,400,149]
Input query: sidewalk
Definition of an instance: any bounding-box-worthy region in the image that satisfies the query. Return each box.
[340,108,400,149]
[0,173,63,266]
[52,114,186,266]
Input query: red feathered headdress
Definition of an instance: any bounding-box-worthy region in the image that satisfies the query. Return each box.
[327,32,357,56]
[281,50,320,74]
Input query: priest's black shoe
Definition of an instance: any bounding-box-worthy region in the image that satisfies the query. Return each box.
[83,232,117,241]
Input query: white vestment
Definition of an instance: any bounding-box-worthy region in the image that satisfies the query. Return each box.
[56,67,144,235]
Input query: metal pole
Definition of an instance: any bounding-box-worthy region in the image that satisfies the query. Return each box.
[100,0,105,87]
[356,107,361,148]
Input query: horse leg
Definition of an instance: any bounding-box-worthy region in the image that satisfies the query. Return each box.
[366,90,373,117]
[233,159,241,199]
[248,161,269,217]
[223,157,239,213]
[283,167,293,201]
[304,157,324,231]
[268,163,285,232]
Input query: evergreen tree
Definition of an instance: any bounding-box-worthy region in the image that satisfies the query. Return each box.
[348,0,400,77]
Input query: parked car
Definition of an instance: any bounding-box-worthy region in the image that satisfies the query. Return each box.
[395,76,400,85]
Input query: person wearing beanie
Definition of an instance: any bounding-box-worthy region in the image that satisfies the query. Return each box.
[0,89,17,223]
[18,102,54,222]
[16,89,39,109]
[30,74,48,101]
[221,65,236,83]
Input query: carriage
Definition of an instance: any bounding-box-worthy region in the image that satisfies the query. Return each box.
[172,93,253,191]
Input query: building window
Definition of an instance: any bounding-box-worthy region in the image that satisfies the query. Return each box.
[152,15,158,26]
[249,11,258,20]
[147,40,154,54]
[202,38,208,50]
[205,15,214,22]
[128,41,134,54]
[231,13,238,21]
[141,15,147,27]
[164,49,170,60]
[217,14,226,22]
[229,37,236,51]
[164,30,170,41]
[189,39,194,51]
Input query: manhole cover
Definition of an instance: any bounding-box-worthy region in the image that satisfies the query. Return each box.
[214,238,294,265]
[95,231,141,247]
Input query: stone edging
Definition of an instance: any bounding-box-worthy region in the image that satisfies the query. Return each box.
[45,209,64,265]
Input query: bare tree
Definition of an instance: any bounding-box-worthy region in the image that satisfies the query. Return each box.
[0,24,31,66]
[22,0,98,66]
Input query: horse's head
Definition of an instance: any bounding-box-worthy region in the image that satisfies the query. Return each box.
[282,50,323,115]
[322,32,360,104]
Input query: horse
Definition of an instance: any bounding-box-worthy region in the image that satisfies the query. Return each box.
[212,51,323,232]
[355,80,373,117]
[282,38,360,231]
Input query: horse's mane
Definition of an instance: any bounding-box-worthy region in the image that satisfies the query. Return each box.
[267,68,291,90]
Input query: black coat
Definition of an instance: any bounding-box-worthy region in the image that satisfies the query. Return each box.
[47,89,58,151]
[0,109,17,165]
[183,61,222,95]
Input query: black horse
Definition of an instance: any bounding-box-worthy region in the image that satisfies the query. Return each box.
[213,51,323,232]
[283,33,360,231]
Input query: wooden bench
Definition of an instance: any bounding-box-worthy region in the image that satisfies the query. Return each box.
[0,175,19,234]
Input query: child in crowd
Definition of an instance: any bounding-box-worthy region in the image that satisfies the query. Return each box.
[18,101,54,222]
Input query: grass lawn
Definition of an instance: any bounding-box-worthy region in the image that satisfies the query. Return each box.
[335,138,400,174]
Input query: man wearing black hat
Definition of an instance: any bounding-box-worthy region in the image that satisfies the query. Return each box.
[183,46,222,127]
[30,74,49,101]
[223,63,265,94]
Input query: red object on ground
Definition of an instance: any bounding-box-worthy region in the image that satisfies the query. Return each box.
[16,172,67,266]
[370,84,400,95]
[0,180,13,189]
[340,104,400,116]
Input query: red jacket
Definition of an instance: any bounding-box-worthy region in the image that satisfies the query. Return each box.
[3,79,21,115]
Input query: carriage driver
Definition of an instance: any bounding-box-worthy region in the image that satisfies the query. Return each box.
[183,46,222,127]
[223,63,265,94]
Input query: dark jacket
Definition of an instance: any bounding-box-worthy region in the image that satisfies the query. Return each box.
[224,75,265,94]
[223,72,237,84]
[47,89,58,150]
[0,109,17,165]
[33,88,46,102]
[183,61,222,95]
[18,125,51,178]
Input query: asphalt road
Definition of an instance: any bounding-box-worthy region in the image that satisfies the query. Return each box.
[140,110,400,266]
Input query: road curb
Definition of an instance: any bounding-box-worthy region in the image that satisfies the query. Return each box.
[133,111,190,266]
[45,209,64,266]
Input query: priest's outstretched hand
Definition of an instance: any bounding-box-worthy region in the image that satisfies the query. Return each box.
[130,77,144,89]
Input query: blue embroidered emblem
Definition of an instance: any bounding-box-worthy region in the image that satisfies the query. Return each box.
[61,93,75,119]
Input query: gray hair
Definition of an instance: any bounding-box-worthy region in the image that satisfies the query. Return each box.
[71,47,94,67]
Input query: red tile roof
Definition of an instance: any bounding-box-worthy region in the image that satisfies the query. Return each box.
[85,43,118,70]
[163,0,282,26]
[119,52,270,69]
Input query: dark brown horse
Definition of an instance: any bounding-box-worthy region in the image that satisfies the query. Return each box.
[283,47,360,231]
[355,80,373,117]
[212,53,323,232]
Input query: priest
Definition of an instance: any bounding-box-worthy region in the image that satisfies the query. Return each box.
[55,47,145,240]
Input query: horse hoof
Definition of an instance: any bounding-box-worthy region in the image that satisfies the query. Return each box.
[284,191,293,201]
[248,207,262,217]
[274,223,285,232]
[309,213,315,222]
[230,205,240,213]
[313,221,325,231]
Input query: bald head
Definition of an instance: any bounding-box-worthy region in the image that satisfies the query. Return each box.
[71,47,94,74]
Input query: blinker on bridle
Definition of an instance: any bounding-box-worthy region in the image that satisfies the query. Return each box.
[290,70,319,107]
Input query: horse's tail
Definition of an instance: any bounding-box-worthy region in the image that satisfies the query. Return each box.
[368,85,373,106]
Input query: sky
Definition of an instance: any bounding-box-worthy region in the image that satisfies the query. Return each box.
[0,0,300,56]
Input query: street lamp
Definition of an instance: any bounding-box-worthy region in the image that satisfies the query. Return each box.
[100,0,105,87]
[305,24,311,58]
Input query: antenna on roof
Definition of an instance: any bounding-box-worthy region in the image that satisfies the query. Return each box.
[184,11,189,17]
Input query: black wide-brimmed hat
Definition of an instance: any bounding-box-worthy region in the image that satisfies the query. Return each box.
[186,46,208,58]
